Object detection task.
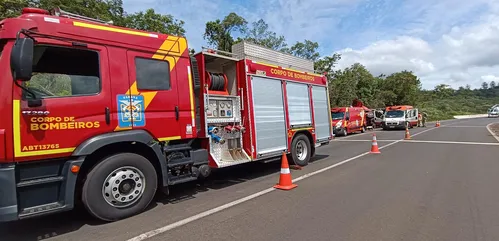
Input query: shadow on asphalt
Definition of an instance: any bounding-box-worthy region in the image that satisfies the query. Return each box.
[0,153,330,241]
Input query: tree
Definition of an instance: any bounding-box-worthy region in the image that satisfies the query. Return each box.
[283,40,320,61]
[434,84,454,98]
[203,13,247,52]
[490,81,496,89]
[1,1,185,36]
[482,81,489,90]
[240,19,287,51]
[328,69,357,107]
[0,0,35,20]
[38,0,127,25]
[314,53,341,74]
[382,71,421,105]
[125,8,185,36]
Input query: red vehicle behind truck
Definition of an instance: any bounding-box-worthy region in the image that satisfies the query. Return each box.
[331,107,368,136]
[0,8,332,222]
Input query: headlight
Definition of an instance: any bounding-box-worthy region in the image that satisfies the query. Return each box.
[336,121,342,128]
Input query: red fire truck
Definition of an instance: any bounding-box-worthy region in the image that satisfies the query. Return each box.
[0,8,332,222]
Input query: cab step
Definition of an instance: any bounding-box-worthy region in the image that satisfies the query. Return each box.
[168,174,197,185]
[17,176,64,188]
[19,202,66,219]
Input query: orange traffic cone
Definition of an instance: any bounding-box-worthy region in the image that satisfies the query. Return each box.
[370,133,381,154]
[404,127,411,140]
[435,120,440,127]
[274,152,298,190]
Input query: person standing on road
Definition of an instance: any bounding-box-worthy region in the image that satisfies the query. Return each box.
[418,112,423,127]
[422,112,428,127]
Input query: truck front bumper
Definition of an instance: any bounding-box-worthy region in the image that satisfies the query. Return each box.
[382,122,405,130]
[0,164,18,222]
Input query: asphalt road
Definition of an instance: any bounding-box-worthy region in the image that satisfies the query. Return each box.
[2,117,499,241]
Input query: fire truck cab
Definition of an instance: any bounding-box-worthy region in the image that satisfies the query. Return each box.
[0,8,332,222]
[382,105,419,130]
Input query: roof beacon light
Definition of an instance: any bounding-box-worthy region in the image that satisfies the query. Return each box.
[22,8,50,15]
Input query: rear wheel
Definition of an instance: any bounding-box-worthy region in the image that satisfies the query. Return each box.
[82,153,158,222]
[290,134,311,167]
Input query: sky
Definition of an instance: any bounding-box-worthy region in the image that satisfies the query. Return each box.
[124,0,499,90]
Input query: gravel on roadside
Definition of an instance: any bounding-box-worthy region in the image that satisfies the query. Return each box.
[489,123,499,137]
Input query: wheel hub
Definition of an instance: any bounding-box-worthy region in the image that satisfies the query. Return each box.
[296,140,308,161]
[102,166,145,208]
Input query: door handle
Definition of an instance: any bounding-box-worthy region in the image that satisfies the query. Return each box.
[105,107,110,125]
[175,106,179,121]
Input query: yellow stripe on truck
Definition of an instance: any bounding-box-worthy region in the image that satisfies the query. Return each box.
[13,100,75,157]
[73,21,159,38]
[187,66,195,126]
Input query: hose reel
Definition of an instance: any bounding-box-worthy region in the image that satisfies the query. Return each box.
[206,71,228,94]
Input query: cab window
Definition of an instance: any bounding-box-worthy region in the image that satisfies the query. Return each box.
[24,45,100,99]
[135,57,170,91]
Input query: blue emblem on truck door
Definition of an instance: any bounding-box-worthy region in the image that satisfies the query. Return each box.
[117,94,146,128]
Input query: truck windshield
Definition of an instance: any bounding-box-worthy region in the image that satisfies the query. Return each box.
[385,110,405,118]
[331,112,345,120]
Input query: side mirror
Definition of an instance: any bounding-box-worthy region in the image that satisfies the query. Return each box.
[10,38,34,81]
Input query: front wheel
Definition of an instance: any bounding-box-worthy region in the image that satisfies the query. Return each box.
[82,153,158,222]
[290,134,311,167]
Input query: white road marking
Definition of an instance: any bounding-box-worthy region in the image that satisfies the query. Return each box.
[336,139,399,142]
[127,126,438,241]
[336,139,499,146]
[404,140,499,146]
[440,126,487,128]
[486,122,499,142]
[335,131,374,139]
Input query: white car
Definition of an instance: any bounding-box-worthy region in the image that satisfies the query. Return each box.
[488,106,499,118]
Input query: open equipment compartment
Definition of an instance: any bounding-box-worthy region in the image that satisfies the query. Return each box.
[197,49,251,168]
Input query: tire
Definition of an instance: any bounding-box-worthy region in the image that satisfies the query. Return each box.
[82,153,158,222]
[290,134,311,167]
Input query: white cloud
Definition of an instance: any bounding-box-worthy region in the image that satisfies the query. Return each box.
[122,0,499,90]
[336,2,499,90]
[481,75,499,83]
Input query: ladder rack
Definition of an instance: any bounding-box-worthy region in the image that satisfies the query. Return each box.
[51,7,113,25]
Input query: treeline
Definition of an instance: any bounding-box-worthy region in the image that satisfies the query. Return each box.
[3,1,498,120]
[1,0,185,36]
